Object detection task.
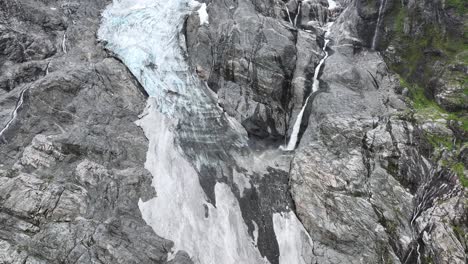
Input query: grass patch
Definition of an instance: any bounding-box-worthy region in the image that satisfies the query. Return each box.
[423,256,435,264]
[388,4,467,188]
[399,77,468,132]
[398,77,467,188]
[389,3,467,81]
[452,163,468,188]
[394,7,407,34]
[453,224,467,240]
[446,0,467,15]
[426,134,454,150]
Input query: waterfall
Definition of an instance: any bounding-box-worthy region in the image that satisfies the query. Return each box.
[0,88,28,139]
[294,2,301,27]
[371,0,387,50]
[281,38,330,151]
[281,0,337,151]
[312,39,330,92]
[62,33,67,53]
[285,4,294,25]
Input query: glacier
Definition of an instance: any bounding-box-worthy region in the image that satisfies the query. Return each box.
[98,0,314,263]
[136,101,267,263]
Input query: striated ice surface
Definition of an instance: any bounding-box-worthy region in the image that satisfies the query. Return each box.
[99,1,267,263]
[99,1,314,263]
[98,0,217,118]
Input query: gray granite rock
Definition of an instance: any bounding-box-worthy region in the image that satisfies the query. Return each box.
[1,0,465,263]
[0,0,180,263]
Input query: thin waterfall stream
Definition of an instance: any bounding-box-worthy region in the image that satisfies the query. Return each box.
[371,0,387,50]
[281,0,338,151]
[0,88,28,140]
[281,37,330,151]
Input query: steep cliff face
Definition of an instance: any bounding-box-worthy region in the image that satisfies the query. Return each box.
[0,0,466,264]
[0,0,172,263]
[378,0,466,111]
[185,0,467,263]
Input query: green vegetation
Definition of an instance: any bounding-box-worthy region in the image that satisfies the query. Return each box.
[446,0,467,15]
[387,2,467,189]
[423,256,435,264]
[386,160,399,176]
[390,23,467,79]
[426,134,454,150]
[398,77,468,132]
[388,3,467,81]
[452,223,467,240]
[394,7,407,34]
[452,163,468,188]
[397,77,467,188]
[386,220,398,236]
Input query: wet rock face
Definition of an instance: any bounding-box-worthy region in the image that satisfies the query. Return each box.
[0,0,466,263]
[377,0,467,112]
[185,0,297,140]
[0,0,174,263]
[185,0,466,263]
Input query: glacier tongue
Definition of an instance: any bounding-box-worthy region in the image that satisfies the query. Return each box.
[98,0,314,263]
[99,1,267,263]
[98,0,216,117]
[136,99,268,264]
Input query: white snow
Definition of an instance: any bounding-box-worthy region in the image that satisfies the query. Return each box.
[327,0,338,10]
[273,211,315,264]
[137,100,268,264]
[252,220,259,246]
[98,0,224,118]
[98,0,199,113]
[233,169,252,196]
[197,3,209,25]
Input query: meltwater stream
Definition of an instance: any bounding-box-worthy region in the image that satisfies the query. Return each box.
[372,0,387,50]
[0,88,28,140]
[99,1,315,263]
[281,38,330,151]
[282,0,336,151]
